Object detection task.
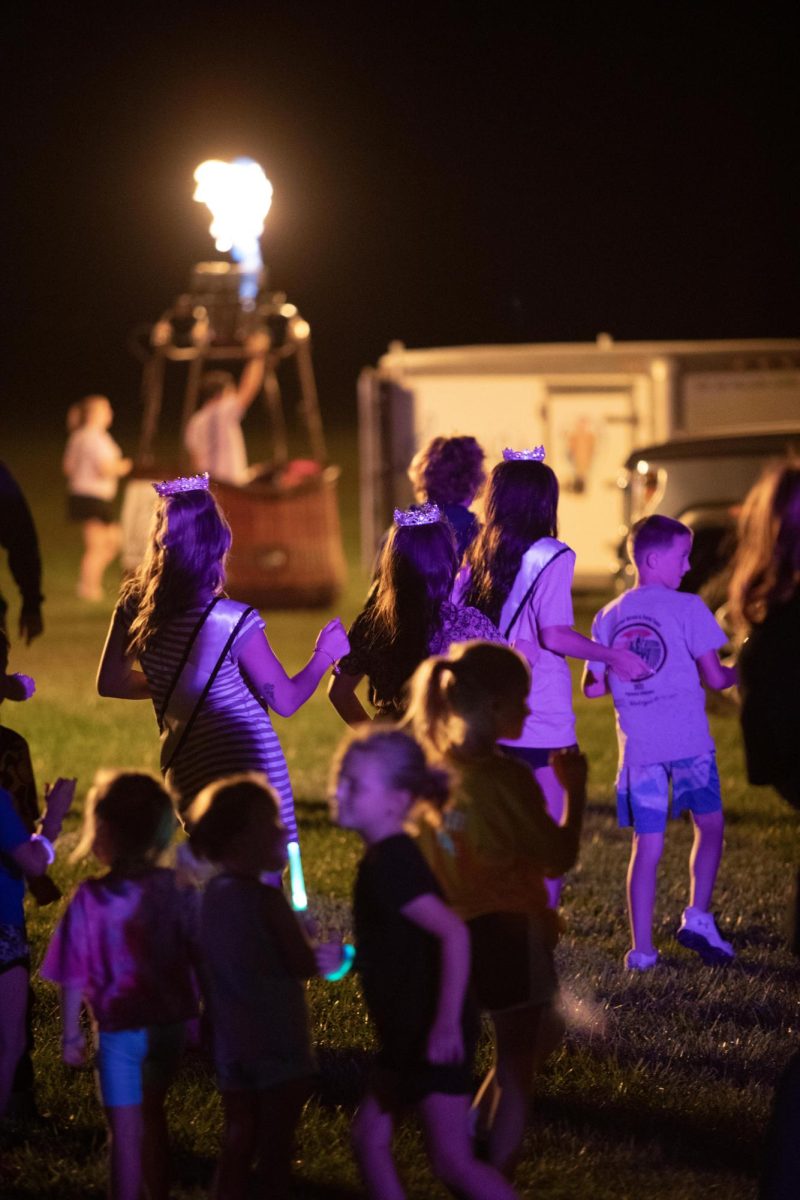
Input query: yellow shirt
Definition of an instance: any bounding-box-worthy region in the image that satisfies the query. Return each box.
[413,751,579,921]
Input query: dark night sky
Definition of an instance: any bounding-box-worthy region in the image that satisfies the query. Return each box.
[3,3,799,431]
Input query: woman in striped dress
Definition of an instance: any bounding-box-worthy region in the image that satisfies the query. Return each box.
[96,475,348,838]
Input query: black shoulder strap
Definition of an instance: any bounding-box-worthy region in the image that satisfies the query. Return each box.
[502,546,570,641]
[156,596,220,733]
[162,605,255,775]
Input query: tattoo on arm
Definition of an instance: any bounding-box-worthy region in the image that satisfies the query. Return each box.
[261,682,277,709]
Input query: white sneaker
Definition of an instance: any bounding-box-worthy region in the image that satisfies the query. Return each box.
[625,948,659,971]
[676,907,734,964]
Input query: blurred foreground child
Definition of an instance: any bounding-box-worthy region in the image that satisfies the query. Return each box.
[0,630,60,1119]
[331,726,518,1200]
[41,773,197,1200]
[63,395,132,601]
[187,773,340,1200]
[583,515,738,971]
[408,642,587,1178]
[0,774,74,1117]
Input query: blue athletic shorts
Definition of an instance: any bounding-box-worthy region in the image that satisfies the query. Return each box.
[96,1023,185,1108]
[616,753,722,834]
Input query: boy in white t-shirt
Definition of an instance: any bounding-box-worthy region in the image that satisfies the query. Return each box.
[582,515,738,971]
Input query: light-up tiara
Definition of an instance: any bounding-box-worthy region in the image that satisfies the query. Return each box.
[152,473,211,497]
[393,501,442,527]
[502,445,546,462]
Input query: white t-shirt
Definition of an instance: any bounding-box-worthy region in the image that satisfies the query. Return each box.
[63,427,122,501]
[184,395,248,485]
[498,538,577,750]
[588,585,727,767]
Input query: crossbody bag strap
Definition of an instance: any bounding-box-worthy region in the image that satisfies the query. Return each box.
[162,605,255,775]
[502,546,570,641]
[156,596,220,733]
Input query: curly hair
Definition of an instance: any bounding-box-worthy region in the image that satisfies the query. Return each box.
[728,459,800,631]
[464,459,559,625]
[120,489,232,656]
[408,436,485,507]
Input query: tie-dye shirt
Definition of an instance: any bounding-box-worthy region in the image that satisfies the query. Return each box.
[41,867,199,1032]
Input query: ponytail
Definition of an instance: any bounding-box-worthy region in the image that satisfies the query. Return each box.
[407,640,531,758]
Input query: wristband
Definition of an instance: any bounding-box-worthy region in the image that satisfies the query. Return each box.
[31,833,55,865]
[325,942,355,982]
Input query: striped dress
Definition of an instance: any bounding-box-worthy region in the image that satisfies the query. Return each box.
[120,598,296,838]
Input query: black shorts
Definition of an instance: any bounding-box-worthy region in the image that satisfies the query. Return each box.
[67,494,115,524]
[468,911,559,1013]
[373,1050,476,1107]
[502,743,579,771]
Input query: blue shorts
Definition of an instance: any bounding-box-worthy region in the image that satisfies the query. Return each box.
[96,1023,185,1108]
[616,753,722,834]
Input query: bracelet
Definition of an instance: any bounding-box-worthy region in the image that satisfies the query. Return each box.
[314,647,336,666]
[31,833,55,865]
[324,942,356,982]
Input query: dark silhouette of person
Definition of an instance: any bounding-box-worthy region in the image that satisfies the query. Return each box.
[0,462,44,644]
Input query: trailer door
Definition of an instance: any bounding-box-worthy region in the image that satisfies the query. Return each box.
[545,389,638,586]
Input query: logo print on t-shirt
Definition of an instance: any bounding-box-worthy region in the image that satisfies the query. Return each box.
[611,621,667,674]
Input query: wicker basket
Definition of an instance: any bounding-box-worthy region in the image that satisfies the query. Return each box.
[214,467,346,608]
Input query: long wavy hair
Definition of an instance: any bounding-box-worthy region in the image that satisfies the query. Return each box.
[464,460,559,625]
[121,490,232,656]
[728,459,800,632]
[365,519,459,693]
[407,640,531,759]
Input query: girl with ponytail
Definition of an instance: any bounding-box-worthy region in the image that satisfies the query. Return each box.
[406,641,588,1181]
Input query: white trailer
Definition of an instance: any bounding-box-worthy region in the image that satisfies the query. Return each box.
[358,336,800,587]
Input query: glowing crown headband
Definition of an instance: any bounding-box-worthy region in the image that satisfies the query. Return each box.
[393,501,442,527]
[502,446,546,462]
[152,473,211,497]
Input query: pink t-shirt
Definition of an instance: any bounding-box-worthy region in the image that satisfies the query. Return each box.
[41,868,199,1032]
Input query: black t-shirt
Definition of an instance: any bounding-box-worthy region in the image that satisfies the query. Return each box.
[354,834,446,1063]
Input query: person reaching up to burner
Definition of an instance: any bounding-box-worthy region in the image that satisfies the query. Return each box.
[184,332,270,485]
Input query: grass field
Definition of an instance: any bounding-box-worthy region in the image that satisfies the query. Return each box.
[0,424,798,1198]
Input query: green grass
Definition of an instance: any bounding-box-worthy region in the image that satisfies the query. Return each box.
[1,426,798,1198]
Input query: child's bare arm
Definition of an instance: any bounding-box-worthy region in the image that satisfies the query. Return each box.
[696,649,738,691]
[60,986,88,1067]
[11,778,76,875]
[400,893,468,1065]
[581,663,609,698]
